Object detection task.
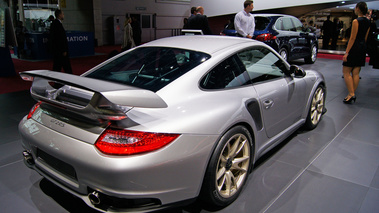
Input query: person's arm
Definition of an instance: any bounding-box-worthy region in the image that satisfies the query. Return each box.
[343,19,358,62]
[248,16,255,38]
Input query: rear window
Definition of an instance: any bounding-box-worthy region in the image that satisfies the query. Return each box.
[291,17,304,32]
[254,16,271,31]
[275,17,295,31]
[85,47,210,92]
[275,17,303,32]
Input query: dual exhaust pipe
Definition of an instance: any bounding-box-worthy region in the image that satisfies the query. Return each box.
[22,150,103,206]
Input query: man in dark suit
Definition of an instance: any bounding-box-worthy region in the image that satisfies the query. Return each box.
[183,7,197,29]
[186,6,213,35]
[49,9,72,74]
[321,15,333,50]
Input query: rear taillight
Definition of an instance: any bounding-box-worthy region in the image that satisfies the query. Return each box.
[20,73,34,81]
[95,129,180,155]
[255,33,277,41]
[27,102,42,119]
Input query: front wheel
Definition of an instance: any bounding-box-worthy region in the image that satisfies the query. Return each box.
[200,126,253,207]
[304,85,325,130]
[279,48,288,62]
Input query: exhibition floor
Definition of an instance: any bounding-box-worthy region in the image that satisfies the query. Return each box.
[0,57,378,213]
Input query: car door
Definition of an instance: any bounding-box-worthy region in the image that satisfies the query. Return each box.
[291,17,313,57]
[275,17,304,59]
[237,46,306,138]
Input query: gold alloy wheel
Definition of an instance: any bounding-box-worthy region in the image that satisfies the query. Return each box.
[216,133,250,198]
[310,87,324,125]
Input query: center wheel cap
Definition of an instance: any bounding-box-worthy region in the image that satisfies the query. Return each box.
[225,158,233,170]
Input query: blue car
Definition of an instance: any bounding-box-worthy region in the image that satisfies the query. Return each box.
[221,14,318,64]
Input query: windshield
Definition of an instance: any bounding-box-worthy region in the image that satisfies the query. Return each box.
[85,47,210,92]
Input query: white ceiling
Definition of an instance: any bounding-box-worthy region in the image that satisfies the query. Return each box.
[330,1,379,11]
[192,0,379,17]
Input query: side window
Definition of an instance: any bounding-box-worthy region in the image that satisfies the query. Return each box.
[200,55,250,89]
[281,17,295,31]
[237,47,287,84]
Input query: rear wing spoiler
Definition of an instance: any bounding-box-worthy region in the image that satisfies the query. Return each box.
[20,70,167,119]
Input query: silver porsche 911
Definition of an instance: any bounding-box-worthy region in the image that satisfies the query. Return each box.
[19,35,326,212]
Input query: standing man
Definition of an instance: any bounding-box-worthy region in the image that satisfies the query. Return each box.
[234,1,255,39]
[49,9,72,74]
[187,6,213,35]
[15,21,28,59]
[321,15,333,49]
[131,16,141,46]
[331,17,340,49]
[183,7,198,29]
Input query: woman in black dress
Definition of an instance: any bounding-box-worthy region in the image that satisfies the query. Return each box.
[342,2,370,104]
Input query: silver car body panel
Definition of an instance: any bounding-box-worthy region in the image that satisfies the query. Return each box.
[19,115,217,202]
[18,35,325,212]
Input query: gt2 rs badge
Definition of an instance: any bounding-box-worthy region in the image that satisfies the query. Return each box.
[50,119,65,127]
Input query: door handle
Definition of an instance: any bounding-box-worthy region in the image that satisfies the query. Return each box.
[263,99,274,109]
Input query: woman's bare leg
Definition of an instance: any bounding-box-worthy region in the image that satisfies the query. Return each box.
[352,67,361,93]
[343,66,355,98]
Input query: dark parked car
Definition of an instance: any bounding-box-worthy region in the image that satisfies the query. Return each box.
[221,14,318,64]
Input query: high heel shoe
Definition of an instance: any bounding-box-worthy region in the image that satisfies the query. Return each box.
[343,96,356,104]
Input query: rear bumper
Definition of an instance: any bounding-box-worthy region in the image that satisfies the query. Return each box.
[18,116,217,211]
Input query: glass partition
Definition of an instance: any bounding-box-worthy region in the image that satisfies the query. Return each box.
[22,0,59,32]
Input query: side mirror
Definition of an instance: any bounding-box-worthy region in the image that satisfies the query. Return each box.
[290,65,306,78]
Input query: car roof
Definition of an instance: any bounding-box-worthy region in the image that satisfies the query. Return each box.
[140,35,260,55]
[253,13,296,18]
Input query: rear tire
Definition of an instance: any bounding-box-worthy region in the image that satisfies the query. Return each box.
[304,45,317,64]
[200,126,253,207]
[304,85,325,130]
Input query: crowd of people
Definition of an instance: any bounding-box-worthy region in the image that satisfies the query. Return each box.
[183,1,255,37]
[320,15,345,50]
